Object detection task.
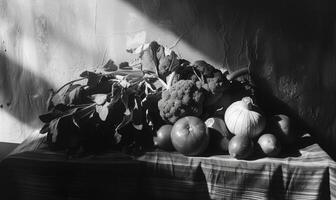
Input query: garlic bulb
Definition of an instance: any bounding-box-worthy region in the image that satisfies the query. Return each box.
[224,97,266,138]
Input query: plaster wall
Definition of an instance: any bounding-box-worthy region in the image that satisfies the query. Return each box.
[0,0,221,143]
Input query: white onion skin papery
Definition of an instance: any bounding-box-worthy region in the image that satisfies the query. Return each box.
[224,97,266,139]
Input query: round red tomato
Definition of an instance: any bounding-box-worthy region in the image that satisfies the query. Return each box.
[171,116,209,156]
[228,135,254,159]
[153,124,174,151]
[258,133,281,157]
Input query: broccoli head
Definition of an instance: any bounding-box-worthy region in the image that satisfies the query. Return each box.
[158,80,205,123]
[170,65,198,85]
[193,60,221,78]
[170,60,229,94]
[193,60,229,94]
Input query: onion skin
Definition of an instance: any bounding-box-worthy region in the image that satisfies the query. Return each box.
[224,97,266,139]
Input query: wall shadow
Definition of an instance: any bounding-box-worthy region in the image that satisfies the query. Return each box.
[0,52,53,128]
[0,3,103,131]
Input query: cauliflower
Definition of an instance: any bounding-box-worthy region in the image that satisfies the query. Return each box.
[158,80,205,123]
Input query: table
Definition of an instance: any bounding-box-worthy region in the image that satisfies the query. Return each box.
[0,133,335,200]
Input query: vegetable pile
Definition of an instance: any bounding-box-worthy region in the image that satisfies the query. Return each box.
[38,41,298,158]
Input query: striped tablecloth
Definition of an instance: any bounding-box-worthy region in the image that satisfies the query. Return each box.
[0,132,335,200]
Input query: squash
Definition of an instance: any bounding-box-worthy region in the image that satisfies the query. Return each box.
[224,97,266,138]
[205,117,228,137]
[205,117,231,152]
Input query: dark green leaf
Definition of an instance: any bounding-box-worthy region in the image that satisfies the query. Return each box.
[40,123,50,134]
[46,89,55,111]
[66,84,82,93]
[39,104,73,123]
[80,71,103,88]
[107,83,122,108]
[73,104,96,120]
[114,132,122,144]
[79,70,94,78]
[115,111,133,133]
[72,116,80,128]
[96,103,109,121]
[120,88,130,112]
[132,97,143,126]
[64,84,83,105]
[91,94,107,105]
[103,59,118,72]
[108,96,121,109]
[54,104,71,112]
[49,118,60,143]
[39,111,64,123]
[115,90,137,133]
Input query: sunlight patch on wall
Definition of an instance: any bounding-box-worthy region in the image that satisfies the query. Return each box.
[0,110,36,143]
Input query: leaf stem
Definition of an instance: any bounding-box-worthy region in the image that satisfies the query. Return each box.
[52,78,86,98]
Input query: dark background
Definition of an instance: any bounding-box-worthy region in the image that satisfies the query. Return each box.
[124,0,336,158]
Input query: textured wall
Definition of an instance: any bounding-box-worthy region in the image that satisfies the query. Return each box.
[0,0,99,142]
[122,0,336,158]
[247,2,336,158]
[1,0,336,158]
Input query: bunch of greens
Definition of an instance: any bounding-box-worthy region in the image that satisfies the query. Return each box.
[39,59,167,155]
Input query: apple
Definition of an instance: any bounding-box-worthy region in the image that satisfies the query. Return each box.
[171,116,209,156]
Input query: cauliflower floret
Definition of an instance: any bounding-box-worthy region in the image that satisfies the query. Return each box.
[158,80,205,123]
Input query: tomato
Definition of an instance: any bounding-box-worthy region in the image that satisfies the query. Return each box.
[153,124,174,151]
[228,135,254,159]
[171,116,209,156]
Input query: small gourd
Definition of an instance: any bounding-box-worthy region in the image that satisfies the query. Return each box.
[224,97,266,138]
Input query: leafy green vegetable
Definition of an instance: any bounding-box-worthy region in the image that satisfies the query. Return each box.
[96,103,109,121]
[39,59,168,155]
